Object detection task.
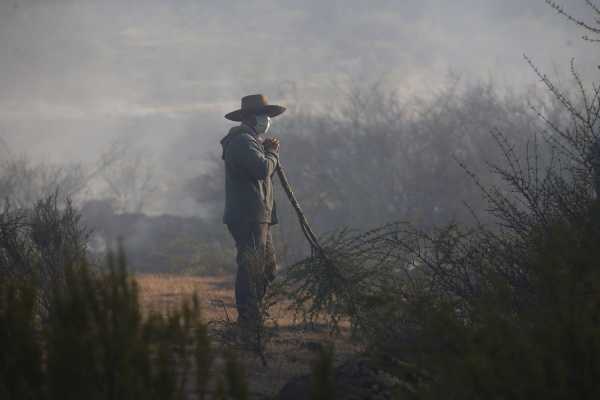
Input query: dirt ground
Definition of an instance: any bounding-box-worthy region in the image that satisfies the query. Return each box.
[135,274,361,399]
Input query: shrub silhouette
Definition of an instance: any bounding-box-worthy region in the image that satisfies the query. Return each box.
[0,192,89,314]
[311,344,335,400]
[0,279,43,400]
[391,211,600,399]
[0,245,251,400]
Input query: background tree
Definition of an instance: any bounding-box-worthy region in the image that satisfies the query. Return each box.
[96,139,158,214]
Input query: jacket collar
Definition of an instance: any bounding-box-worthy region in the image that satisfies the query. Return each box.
[220,124,260,159]
[240,123,258,137]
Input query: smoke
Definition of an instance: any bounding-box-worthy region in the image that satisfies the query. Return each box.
[0,0,596,215]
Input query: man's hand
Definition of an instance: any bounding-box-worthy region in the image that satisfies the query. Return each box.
[263,137,280,153]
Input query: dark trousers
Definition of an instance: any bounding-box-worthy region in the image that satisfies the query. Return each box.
[226,222,277,324]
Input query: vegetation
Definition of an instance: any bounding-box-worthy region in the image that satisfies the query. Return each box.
[0,197,249,400]
[310,344,336,400]
[0,193,89,313]
[2,249,224,400]
[275,1,600,398]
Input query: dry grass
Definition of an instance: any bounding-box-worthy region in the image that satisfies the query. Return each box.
[135,273,360,399]
[136,274,234,320]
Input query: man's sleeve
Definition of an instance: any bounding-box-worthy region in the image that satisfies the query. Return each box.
[228,133,278,180]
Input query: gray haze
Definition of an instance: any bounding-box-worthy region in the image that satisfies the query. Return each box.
[0,0,597,214]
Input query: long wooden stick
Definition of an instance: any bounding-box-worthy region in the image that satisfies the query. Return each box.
[275,164,323,254]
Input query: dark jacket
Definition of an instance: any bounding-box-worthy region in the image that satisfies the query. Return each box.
[221,124,279,225]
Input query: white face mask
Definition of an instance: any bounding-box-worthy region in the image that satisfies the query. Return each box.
[254,114,271,135]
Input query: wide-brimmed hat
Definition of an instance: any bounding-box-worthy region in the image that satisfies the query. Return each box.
[224,94,286,121]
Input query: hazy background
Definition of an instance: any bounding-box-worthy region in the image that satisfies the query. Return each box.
[0,0,596,216]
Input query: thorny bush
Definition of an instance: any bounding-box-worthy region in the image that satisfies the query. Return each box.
[279,1,600,397]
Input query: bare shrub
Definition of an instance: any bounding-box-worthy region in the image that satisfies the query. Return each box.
[0,156,87,210]
[0,192,89,313]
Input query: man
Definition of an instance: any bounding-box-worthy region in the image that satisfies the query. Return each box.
[221,94,286,330]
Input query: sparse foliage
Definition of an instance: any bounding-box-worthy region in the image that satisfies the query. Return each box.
[546,0,600,42]
[0,192,89,313]
[97,140,158,214]
[0,156,87,209]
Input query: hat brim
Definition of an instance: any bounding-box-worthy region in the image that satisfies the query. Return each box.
[224,104,286,121]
